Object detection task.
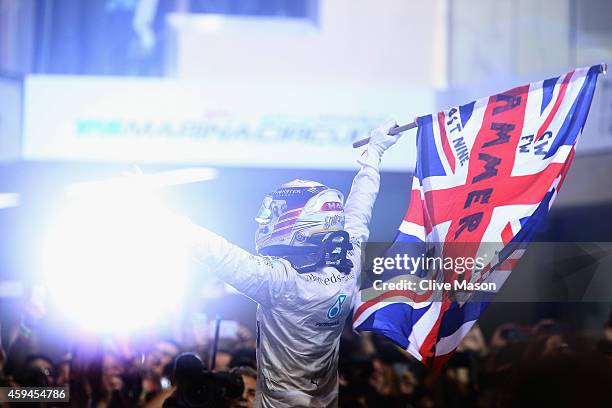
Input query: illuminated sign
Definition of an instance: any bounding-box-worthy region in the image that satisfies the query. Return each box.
[23,76,432,170]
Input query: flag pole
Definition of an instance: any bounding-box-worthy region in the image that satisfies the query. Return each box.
[352,117,420,148]
[352,63,607,149]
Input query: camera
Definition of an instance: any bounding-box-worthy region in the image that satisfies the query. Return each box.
[163,353,244,408]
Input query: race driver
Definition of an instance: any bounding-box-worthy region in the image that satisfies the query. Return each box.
[178,121,400,407]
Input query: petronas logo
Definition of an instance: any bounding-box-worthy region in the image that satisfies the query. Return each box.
[327,294,347,319]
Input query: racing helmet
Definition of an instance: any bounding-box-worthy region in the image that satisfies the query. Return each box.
[255,179,345,257]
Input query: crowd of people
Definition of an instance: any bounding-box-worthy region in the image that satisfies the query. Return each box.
[0,299,611,408]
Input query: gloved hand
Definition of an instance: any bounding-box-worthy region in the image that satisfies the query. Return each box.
[358,120,401,168]
[368,120,401,157]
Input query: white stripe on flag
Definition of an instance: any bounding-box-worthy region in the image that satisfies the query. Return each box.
[435,320,478,356]
[406,301,442,360]
[399,221,426,240]
[353,297,432,329]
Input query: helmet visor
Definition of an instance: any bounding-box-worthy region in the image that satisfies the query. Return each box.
[255,195,274,224]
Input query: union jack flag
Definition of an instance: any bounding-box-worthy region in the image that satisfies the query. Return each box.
[353,64,605,370]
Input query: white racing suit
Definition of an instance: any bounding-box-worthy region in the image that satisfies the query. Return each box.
[181,151,381,408]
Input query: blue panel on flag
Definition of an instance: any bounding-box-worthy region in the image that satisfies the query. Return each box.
[415,115,447,180]
[360,303,431,349]
[545,67,599,159]
[541,76,559,114]
[501,191,554,262]
[383,240,428,278]
[459,101,475,128]
[437,302,487,339]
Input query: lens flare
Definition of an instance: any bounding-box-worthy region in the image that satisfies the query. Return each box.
[42,181,189,334]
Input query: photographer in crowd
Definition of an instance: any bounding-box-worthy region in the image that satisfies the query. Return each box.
[1,299,611,408]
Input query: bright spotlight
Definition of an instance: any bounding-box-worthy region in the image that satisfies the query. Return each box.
[42,175,193,334]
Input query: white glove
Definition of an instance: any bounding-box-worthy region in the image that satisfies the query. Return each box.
[368,120,401,156]
[358,120,400,168]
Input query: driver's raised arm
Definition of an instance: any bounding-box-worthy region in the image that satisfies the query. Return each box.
[344,120,401,246]
[178,219,295,307]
